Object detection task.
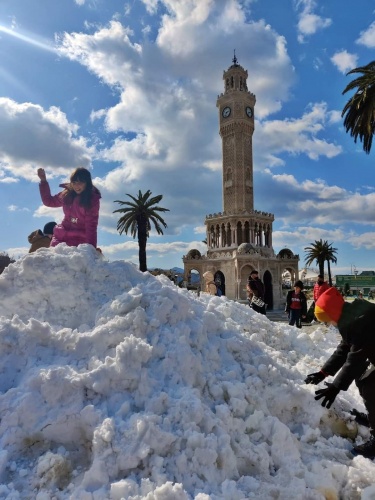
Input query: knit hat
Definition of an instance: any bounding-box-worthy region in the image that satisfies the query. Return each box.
[43,221,56,235]
[294,280,304,289]
[315,287,344,323]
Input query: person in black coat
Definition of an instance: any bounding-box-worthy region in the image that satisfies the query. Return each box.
[246,270,266,315]
[285,280,307,328]
[305,287,375,459]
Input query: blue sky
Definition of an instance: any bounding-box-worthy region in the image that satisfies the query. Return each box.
[0,0,375,275]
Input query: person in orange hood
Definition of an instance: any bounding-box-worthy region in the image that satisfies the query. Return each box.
[305,287,375,459]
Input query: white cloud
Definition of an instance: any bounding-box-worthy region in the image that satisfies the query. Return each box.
[331,50,358,74]
[295,0,332,42]
[0,98,92,181]
[141,0,160,15]
[53,7,308,237]
[272,226,347,249]
[194,226,207,235]
[100,239,207,263]
[261,170,375,228]
[256,102,342,165]
[356,21,375,48]
[7,205,30,212]
[348,232,375,249]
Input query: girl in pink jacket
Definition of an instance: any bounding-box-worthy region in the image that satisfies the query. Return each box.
[37,167,101,248]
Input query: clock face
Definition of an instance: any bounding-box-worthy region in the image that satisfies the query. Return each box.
[246,106,253,118]
[222,106,231,118]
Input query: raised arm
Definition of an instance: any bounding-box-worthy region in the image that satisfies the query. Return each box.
[37,168,47,182]
[37,168,63,208]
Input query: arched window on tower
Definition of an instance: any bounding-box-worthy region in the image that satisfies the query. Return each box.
[254,223,260,246]
[236,221,243,245]
[210,225,215,248]
[227,223,232,246]
[239,77,243,90]
[244,221,250,243]
[225,168,233,188]
[215,224,220,247]
[221,223,227,247]
[231,76,234,88]
[264,225,271,247]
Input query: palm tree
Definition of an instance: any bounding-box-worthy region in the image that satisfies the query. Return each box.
[113,190,169,272]
[304,239,338,286]
[305,240,326,277]
[324,242,338,286]
[342,61,375,154]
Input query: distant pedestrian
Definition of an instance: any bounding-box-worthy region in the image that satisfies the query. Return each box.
[28,221,57,253]
[285,280,307,328]
[203,271,217,296]
[312,274,330,322]
[247,270,266,315]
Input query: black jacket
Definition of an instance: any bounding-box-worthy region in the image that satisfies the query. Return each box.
[321,300,375,390]
[247,278,265,299]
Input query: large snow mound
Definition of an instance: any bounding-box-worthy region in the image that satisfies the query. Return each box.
[0,245,374,499]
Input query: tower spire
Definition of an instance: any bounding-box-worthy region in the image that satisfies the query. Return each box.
[232,49,238,66]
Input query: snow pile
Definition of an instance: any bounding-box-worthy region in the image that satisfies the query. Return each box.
[0,245,374,499]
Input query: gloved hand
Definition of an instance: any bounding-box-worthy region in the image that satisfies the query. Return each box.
[314,382,340,408]
[304,371,325,385]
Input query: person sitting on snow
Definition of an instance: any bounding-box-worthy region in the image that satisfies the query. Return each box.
[305,287,375,459]
[28,221,57,253]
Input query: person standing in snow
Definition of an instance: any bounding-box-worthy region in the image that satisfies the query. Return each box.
[305,287,375,459]
[28,221,56,253]
[37,167,101,249]
[312,274,330,323]
[247,270,266,315]
[285,280,307,328]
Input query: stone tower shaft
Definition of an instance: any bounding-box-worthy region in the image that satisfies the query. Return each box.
[216,55,256,213]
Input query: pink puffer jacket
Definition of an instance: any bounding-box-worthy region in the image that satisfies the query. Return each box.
[39,181,101,248]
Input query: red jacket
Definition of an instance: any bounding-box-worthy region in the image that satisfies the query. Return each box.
[39,181,101,248]
[313,281,330,301]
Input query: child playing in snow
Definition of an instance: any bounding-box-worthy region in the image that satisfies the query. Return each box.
[285,280,307,328]
[305,287,375,459]
[37,167,101,249]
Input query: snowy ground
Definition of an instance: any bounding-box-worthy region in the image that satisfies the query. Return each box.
[0,245,374,499]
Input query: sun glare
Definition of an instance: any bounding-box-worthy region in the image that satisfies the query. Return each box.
[0,25,57,53]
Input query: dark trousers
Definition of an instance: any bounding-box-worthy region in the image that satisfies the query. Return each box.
[357,367,375,435]
[289,309,302,328]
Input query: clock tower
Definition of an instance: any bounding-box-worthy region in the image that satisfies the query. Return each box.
[217,53,256,213]
[183,55,300,307]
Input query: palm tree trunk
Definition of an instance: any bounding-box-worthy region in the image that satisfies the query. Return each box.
[327,259,332,286]
[319,259,324,277]
[138,217,148,272]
